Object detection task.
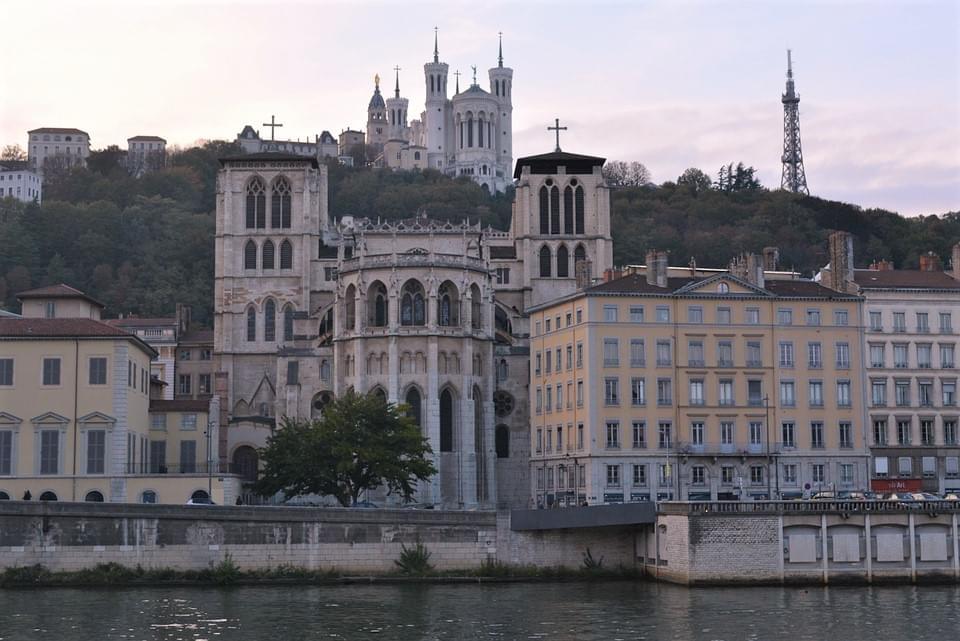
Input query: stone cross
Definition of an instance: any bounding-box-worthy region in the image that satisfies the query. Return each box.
[548,118,567,152]
[262,115,283,142]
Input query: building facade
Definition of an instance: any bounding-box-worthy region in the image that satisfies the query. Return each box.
[0,160,42,204]
[528,254,869,506]
[126,135,167,176]
[27,127,90,173]
[236,125,340,160]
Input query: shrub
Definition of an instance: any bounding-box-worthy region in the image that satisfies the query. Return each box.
[581,547,604,571]
[210,554,241,585]
[394,541,433,575]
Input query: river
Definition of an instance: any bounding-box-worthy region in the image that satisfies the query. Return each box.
[0,582,957,640]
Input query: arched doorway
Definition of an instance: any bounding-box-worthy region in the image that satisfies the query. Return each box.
[232,446,259,483]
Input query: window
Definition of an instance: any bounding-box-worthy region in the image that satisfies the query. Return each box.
[89,357,107,385]
[495,267,510,284]
[630,339,644,367]
[689,379,705,405]
[746,308,760,325]
[948,456,960,478]
[576,309,583,324]
[917,312,929,333]
[835,342,850,368]
[921,419,935,445]
[632,421,646,448]
[629,306,644,323]
[688,340,704,366]
[713,421,731,445]
[897,457,912,477]
[45,301,56,318]
[656,306,670,323]
[658,422,672,449]
[688,306,703,324]
[896,380,911,406]
[873,420,888,445]
[200,349,212,361]
[839,422,853,448]
[0,430,13,475]
[86,430,106,474]
[181,413,198,431]
[914,344,933,369]
[150,413,166,431]
[0,358,12,386]
[746,341,761,367]
[870,311,883,331]
[922,456,936,478]
[603,305,618,322]
[894,344,909,368]
[718,379,734,406]
[632,464,647,486]
[535,388,542,413]
[750,466,765,485]
[919,381,933,406]
[779,342,794,367]
[941,344,955,368]
[717,341,733,367]
[940,312,952,333]
[874,456,889,477]
[657,378,672,406]
[871,380,887,406]
[284,306,295,341]
[944,381,957,406]
[544,351,552,375]
[806,309,821,326]
[42,357,61,386]
[783,464,797,484]
[180,440,197,474]
[897,419,912,445]
[178,374,191,395]
[780,381,795,407]
[782,421,796,448]
[659,464,672,486]
[246,307,256,342]
[870,344,885,368]
[577,423,585,450]
[604,378,619,405]
[809,381,823,407]
[280,240,293,269]
[40,430,60,474]
[271,177,291,228]
[535,353,541,376]
[691,465,706,486]
[545,386,553,412]
[717,307,732,325]
[577,380,584,406]
[262,240,275,269]
[656,340,671,366]
[576,342,583,368]
[777,308,793,326]
[893,312,906,332]
[630,377,645,406]
[606,465,621,488]
[807,342,822,368]
[556,384,563,410]
[837,381,851,407]
[606,421,620,449]
[539,246,551,277]
[566,345,573,370]
[179,349,192,361]
[834,310,849,326]
[603,338,619,367]
[750,421,763,446]
[812,464,826,484]
[691,421,704,445]
[748,380,763,407]
[199,374,212,395]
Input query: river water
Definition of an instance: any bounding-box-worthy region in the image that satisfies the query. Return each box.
[0,582,957,640]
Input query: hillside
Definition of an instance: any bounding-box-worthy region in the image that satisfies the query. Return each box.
[0,141,956,323]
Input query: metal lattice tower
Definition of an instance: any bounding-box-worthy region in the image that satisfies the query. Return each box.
[780,49,809,195]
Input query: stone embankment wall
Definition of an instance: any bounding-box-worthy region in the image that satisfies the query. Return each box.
[0,502,636,574]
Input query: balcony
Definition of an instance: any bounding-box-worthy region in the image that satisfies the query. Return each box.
[746,360,763,368]
[687,359,705,368]
[717,360,734,368]
[604,359,620,368]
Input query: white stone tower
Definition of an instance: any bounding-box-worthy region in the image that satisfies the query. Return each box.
[424,28,449,171]
[385,66,409,141]
[488,33,513,183]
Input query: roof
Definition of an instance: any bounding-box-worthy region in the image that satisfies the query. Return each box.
[127,135,166,143]
[16,283,105,308]
[368,86,385,110]
[514,151,606,180]
[584,273,859,300]
[179,329,213,344]
[854,269,960,291]
[0,309,20,318]
[28,127,88,135]
[457,84,491,97]
[220,152,319,168]
[319,131,336,144]
[106,317,177,328]
[0,318,157,357]
[0,160,31,172]
[489,245,517,260]
[764,279,860,299]
[150,399,210,413]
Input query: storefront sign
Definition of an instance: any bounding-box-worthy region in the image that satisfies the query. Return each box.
[870,478,922,492]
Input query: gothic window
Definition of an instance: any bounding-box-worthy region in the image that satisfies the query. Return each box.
[574,244,587,268]
[438,281,459,327]
[401,280,426,326]
[245,177,265,229]
[494,390,514,416]
[283,305,294,342]
[473,355,482,376]
[344,284,356,330]
[262,240,275,270]
[471,283,482,330]
[264,299,276,342]
[557,244,569,278]
[487,121,492,149]
[280,240,293,269]
[459,119,463,149]
[478,115,484,147]
[539,186,549,234]
[550,186,560,234]
[440,388,454,452]
[497,359,509,383]
[575,186,585,234]
[320,360,331,381]
[244,241,257,270]
[405,387,422,427]
[539,245,552,278]
[467,115,474,147]
[271,177,291,228]
[496,425,510,458]
[371,387,387,404]
[368,281,388,327]
[246,307,256,342]
[563,186,574,234]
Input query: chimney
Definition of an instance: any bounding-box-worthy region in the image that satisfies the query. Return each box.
[645,250,668,288]
[952,243,960,280]
[603,267,622,283]
[575,259,593,290]
[762,247,779,271]
[729,253,764,287]
[828,231,854,294]
[919,251,941,272]
[869,259,894,271]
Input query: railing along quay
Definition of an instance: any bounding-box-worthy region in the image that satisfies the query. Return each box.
[659,500,960,515]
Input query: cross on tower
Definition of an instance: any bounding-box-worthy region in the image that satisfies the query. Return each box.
[393,65,401,97]
[262,115,283,142]
[548,118,567,153]
[471,65,477,86]
[453,69,461,93]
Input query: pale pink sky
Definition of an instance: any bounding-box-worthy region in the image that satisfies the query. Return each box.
[2,0,958,215]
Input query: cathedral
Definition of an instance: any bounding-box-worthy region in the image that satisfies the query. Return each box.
[213,141,612,509]
[366,32,514,193]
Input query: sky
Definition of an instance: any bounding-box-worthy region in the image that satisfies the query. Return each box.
[2,0,958,216]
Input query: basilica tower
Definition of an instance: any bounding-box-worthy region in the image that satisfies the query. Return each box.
[424,29,449,171]
[366,75,388,155]
[385,67,409,141]
[488,34,513,185]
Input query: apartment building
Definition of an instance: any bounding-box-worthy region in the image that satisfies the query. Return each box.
[528,251,868,506]
[27,127,90,173]
[0,160,42,204]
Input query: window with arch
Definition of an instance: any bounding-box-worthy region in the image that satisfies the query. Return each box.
[557,245,570,278]
[283,305,295,342]
[550,186,560,234]
[575,186,585,233]
[496,425,510,458]
[437,281,459,327]
[467,115,474,147]
[539,246,552,278]
[497,358,509,383]
[440,388,455,452]
[371,387,387,404]
[474,385,487,502]
[0,491,9,500]
[478,115,484,147]
[401,280,426,326]
[271,177,292,228]
[84,490,104,502]
[39,491,58,501]
[471,284,482,330]
[264,299,276,342]
[405,387,422,427]
[280,240,293,269]
[244,241,257,270]
[574,244,587,269]
[563,186,574,234]
[369,281,388,327]
[246,307,256,342]
[262,240,275,270]
[717,282,730,293]
[246,177,266,229]
[344,284,356,330]
[141,490,157,504]
[320,360,331,381]
[539,186,549,234]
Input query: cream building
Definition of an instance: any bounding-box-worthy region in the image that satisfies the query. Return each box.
[126,135,167,176]
[528,251,868,506]
[0,160,42,204]
[27,127,90,174]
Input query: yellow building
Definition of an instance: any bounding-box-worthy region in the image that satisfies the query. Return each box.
[528,252,868,505]
[0,285,239,504]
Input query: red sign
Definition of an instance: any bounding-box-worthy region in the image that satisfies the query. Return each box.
[870,478,922,492]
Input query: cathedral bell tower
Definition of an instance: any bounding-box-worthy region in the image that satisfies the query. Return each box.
[366,74,388,155]
[385,66,409,141]
[488,33,513,182]
[424,28,449,171]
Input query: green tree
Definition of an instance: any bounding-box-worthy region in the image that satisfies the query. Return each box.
[255,390,436,506]
[87,146,126,176]
[676,167,712,194]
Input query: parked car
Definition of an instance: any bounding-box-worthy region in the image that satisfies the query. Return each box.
[810,491,837,500]
[882,492,920,508]
[836,491,870,500]
[910,492,941,502]
[943,493,960,501]
[351,500,379,508]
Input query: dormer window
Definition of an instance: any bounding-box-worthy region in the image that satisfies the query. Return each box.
[717,282,730,294]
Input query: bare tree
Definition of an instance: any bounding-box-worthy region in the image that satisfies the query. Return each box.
[1,145,26,161]
[602,160,651,187]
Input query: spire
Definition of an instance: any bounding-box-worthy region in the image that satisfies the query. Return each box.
[784,49,796,99]
[433,26,439,63]
[780,48,809,195]
[454,69,460,93]
[394,65,401,98]
[498,32,503,67]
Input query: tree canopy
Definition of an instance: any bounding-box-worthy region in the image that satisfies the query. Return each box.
[254,390,436,506]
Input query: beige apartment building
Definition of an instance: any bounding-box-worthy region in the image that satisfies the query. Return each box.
[528,252,868,506]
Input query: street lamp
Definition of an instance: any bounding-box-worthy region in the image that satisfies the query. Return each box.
[764,394,771,500]
[564,452,580,507]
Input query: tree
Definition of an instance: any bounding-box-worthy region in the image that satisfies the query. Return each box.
[87,145,126,176]
[1,145,26,161]
[255,390,436,506]
[716,162,762,192]
[676,168,713,194]
[602,160,651,187]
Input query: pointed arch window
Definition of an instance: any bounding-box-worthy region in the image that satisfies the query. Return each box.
[557,244,569,278]
[280,240,293,269]
[271,177,292,228]
[438,282,459,327]
[496,425,510,458]
[244,241,257,270]
[264,299,276,342]
[401,280,426,326]
[345,284,356,330]
[478,115,484,147]
[467,115,474,147]
[575,186,585,234]
[563,186,574,234]
[245,178,265,229]
[246,307,256,342]
[283,305,295,342]
[539,186,549,234]
[440,389,454,452]
[539,245,552,278]
[574,244,587,267]
[550,186,560,234]
[471,284,482,330]
[368,282,388,327]
[405,387,422,427]
[262,240,275,270]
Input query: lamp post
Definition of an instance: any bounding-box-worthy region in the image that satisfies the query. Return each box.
[204,418,213,499]
[764,394,772,500]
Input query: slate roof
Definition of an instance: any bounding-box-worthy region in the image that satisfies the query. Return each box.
[514,151,606,179]
[28,127,88,135]
[106,317,177,328]
[584,273,859,300]
[0,318,156,356]
[179,329,213,344]
[854,269,960,290]
[127,135,166,143]
[0,160,31,171]
[16,283,105,308]
[150,399,209,413]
